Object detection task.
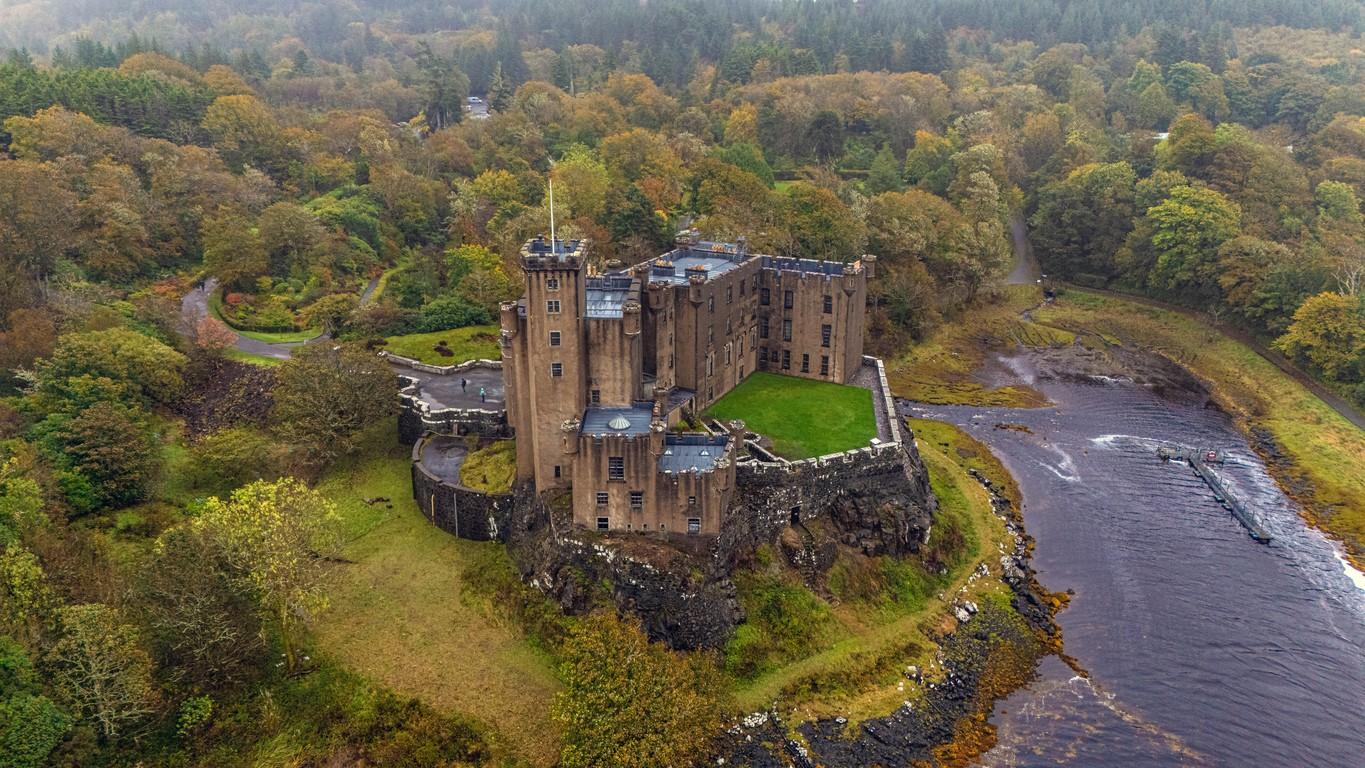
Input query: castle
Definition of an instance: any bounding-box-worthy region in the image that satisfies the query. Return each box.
[498,232,875,536]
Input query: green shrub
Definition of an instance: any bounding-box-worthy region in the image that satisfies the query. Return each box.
[418,296,491,332]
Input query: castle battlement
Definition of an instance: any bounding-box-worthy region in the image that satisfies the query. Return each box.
[500,235,873,536]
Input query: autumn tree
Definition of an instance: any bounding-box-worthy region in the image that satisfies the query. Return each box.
[271,344,396,467]
[1030,162,1137,279]
[0,637,70,768]
[1275,292,1365,382]
[55,402,160,511]
[191,479,341,673]
[1145,185,1241,302]
[202,208,267,289]
[554,612,724,768]
[131,525,265,691]
[46,604,160,741]
[32,328,185,408]
[781,183,865,262]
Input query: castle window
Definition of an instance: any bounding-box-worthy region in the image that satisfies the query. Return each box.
[630,491,644,509]
[823,295,833,313]
[596,492,609,506]
[550,362,563,377]
[740,279,746,295]
[724,343,732,365]
[759,347,768,363]
[597,517,609,531]
[708,326,714,343]
[608,456,624,481]
[760,288,770,306]
[726,318,732,334]
[784,290,793,309]
[801,353,810,373]
[781,350,791,370]
[821,324,832,347]
[554,465,562,478]
[820,355,830,376]
[549,330,561,347]
[708,296,715,312]
[759,317,769,339]
[546,299,561,314]
[688,495,697,506]
[782,319,792,342]
[726,286,733,304]
[591,389,600,404]
[688,518,701,535]
[547,278,560,290]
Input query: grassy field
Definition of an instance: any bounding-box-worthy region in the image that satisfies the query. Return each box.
[726,418,1016,720]
[702,372,877,458]
[883,285,1060,408]
[1032,289,1365,568]
[311,426,562,766]
[383,326,501,365]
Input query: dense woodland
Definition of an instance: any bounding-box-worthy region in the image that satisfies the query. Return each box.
[3,1,1365,766]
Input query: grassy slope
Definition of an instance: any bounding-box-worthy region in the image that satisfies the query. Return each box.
[460,439,516,493]
[311,427,561,767]
[727,419,1013,720]
[703,372,877,459]
[883,285,1060,408]
[383,326,501,365]
[1032,289,1365,567]
[223,348,284,367]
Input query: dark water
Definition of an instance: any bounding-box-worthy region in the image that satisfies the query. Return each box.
[904,353,1365,768]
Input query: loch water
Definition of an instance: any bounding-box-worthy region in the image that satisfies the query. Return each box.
[903,352,1365,767]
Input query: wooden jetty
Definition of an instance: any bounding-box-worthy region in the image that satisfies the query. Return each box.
[1157,445,1273,544]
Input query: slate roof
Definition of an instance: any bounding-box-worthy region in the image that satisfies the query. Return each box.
[581,405,654,436]
[659,435,729,474]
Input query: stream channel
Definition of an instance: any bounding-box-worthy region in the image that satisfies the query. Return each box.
[903,350,1365,767]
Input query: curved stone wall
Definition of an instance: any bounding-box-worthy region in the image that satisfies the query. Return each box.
[410,435,513,542]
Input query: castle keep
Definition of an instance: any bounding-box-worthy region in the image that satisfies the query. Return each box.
[499,233,875,536]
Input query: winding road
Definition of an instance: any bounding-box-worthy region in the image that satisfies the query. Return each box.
[180,275,383,361]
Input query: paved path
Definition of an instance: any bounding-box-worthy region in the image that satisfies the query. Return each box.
[1006,212,1041,285]
[181,278,319,360]
[394,363,505,411]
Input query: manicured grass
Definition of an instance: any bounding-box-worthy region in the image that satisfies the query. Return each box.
[460,439,516,493]
[223,348,284,366]
[727,418,1015,720]
[382,326,501,365]
[312,426,562,766]
[1033,289,1365,568]
[702,372,877,459]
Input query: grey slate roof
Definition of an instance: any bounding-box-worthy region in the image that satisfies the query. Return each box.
[659,435,729,474]
[581,406,654,436]
[644,241,749,285]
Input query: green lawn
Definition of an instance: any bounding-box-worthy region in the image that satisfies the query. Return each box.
[703,372,877,459]
[383,326,501,365]
[223,348,284,367]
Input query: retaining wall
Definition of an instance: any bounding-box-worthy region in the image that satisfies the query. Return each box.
[410,436,514,542]
[390,355,509,444]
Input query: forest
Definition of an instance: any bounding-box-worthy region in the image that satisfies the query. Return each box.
[2,1,1365,766]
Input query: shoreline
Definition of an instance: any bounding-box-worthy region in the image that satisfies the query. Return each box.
[715,421,1064,766]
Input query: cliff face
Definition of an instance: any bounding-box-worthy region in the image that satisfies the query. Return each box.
[504,439,936,650]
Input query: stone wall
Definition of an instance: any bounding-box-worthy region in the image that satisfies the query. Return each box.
[392,356,509,445]
[409,436,513,542]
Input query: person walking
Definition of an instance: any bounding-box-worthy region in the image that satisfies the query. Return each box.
[461,377,467,392]
[479,386,486,403]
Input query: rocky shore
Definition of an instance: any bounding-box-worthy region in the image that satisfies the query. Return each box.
[715,465,1062,767]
